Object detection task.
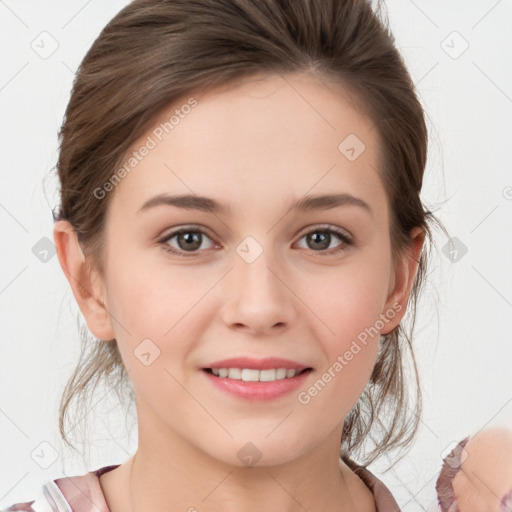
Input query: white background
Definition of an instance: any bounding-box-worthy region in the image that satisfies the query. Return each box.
[1,1,511,510]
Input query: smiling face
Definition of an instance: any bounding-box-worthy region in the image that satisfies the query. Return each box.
[58,71,421,469]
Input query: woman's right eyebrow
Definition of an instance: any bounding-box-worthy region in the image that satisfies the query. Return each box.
[137,192,373,218]
[137,193,228,215]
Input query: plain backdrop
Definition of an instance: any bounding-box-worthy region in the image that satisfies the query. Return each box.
[1,1,511,510]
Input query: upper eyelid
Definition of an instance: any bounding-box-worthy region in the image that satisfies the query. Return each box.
[300,223,352,238]
[159,225,216,242]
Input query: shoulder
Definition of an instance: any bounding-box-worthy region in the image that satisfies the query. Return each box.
[2,465,119,512]
[1,480,70,512]
[436,428,512,512]
[342,454,402,512]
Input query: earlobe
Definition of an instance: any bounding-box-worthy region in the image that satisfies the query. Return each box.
[381,227,425,335]
[53,220,116,341]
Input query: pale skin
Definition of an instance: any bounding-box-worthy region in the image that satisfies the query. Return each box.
[54,71,425,512]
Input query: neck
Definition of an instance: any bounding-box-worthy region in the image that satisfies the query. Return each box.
[125,426,362,512]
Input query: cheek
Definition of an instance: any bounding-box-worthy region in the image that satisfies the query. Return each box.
[299,254,391,390]
[103,263,195,402]
[103,254,219,386]
[304,257,391,345]
[105,254,202,338]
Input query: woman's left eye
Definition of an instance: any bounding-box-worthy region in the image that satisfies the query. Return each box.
[158,225,353,257]
[295,226,353,254]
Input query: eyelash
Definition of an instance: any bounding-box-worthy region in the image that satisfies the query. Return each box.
[157,225,353,258]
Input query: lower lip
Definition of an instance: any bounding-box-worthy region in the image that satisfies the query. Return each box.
[202,369,313,401]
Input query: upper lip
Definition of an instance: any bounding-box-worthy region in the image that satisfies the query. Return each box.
[203,357,312,372]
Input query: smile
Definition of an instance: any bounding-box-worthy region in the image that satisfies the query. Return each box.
[202,367,313,401]
[205,367,311,382]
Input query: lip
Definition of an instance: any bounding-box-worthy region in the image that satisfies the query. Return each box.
[201,367,313,401]
[202,357,311,372]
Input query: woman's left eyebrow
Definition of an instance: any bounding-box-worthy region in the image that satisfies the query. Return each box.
[137,192,373,218]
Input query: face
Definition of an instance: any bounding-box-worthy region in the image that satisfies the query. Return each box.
[71,72,413,467]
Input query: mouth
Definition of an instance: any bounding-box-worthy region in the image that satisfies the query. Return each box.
[201,366,314,401]
[200,357,314,400]
[202,367,313,382]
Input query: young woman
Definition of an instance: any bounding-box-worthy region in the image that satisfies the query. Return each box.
[4,0,511,511]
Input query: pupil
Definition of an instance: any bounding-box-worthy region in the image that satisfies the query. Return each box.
[179,232,201,251]
[309,231,329,250]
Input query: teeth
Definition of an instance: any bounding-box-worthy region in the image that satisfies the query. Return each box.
[276,368,287,379]
[210,367,301,381]
[228,368,241,379]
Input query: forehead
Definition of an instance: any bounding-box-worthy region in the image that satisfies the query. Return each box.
[110,72,387,218]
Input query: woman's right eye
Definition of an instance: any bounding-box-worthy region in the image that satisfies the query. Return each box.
[158,228,216,257]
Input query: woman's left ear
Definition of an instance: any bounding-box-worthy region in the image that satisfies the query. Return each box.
[380,226,425,335]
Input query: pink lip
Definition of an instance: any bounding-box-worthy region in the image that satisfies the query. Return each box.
[203,357,311,372]
[201,367,313,401]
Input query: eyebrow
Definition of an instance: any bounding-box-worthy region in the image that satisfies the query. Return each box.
[137,192,373,217]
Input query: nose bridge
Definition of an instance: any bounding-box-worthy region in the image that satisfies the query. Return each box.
[221,233,295,331]
[234,234,283,300]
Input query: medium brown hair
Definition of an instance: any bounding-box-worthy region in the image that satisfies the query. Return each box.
[54,0,446,468]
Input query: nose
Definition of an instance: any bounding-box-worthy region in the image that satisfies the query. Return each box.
[220,244,297,336]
